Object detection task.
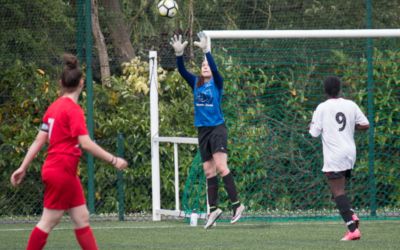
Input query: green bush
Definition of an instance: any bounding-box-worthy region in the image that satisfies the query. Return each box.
[1,48,398,216]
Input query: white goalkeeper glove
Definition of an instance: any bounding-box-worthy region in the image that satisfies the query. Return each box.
[194,31,210,53]
[170,34,188,56]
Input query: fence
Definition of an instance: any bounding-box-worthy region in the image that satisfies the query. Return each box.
[0,0,399,223]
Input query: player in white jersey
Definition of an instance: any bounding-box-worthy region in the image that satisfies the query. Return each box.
[309,76,369,241]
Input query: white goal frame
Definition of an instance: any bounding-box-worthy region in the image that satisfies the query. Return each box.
[149,29,400,221]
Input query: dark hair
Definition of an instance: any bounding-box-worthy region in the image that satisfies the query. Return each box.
[324,76,341,98]
[61,54,82,91]
[196,76,205,88]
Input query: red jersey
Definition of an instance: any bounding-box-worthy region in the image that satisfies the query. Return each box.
[41,97,88,157]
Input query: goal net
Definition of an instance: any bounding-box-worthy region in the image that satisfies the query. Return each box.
[181,30,400,221]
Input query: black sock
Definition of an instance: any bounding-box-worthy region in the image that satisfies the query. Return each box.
[222,173,240,210]
[207,176,219,212]
[335,194,356,232]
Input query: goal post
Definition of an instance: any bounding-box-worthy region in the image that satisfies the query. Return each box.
[151,29,400,221]
[149,51,200,221]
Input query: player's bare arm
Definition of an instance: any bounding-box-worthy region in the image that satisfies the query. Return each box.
[10,130,48,187]
[78,135,128,170]
[355,124,369,130]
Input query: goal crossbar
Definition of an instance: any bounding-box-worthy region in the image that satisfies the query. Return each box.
[203,29,400,39]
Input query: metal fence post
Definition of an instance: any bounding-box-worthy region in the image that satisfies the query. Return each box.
[117,133,125,221]
[366,0,377,216]
[84,0,95,214]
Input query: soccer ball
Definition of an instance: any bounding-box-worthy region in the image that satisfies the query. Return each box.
[157,0,178,18]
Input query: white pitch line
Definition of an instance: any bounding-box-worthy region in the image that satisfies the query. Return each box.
[0,220,398,232]
[0,225,179,232]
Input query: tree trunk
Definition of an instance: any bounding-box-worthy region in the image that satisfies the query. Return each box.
[128,0,155,37]
[91,0,111,86]
[101,0,135,64]
[188,0,194,59]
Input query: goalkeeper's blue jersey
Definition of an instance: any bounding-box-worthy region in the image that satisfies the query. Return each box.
[176,52,224,127]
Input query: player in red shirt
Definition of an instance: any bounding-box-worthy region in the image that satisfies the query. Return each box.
[10,54,128,250]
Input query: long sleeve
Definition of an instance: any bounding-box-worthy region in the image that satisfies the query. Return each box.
[176,56,197,90]
[205,52,223,89]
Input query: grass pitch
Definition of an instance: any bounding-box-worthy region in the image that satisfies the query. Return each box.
[0,220,399,249]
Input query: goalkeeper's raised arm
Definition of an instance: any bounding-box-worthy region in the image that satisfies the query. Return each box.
[194,31,223,89]
[170,32,223,90]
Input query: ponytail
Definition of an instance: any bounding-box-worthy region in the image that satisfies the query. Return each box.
[196,76,205,88]
[60,54,82,90]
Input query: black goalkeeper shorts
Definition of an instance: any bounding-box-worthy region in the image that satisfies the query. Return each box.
[197,123,228,163]
[324,169,352,180]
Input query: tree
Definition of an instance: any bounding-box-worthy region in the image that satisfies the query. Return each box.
[91,0,110,86]
[0,0,75,70]
[100,0,135,64]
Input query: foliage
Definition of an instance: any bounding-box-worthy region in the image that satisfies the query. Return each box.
[1,45,399,216]
[0,0,75,70]
[0,61,58,216]
[76,57,197,213]
[333,48,400,208]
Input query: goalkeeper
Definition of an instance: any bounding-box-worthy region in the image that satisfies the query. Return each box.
[170,32,245,229]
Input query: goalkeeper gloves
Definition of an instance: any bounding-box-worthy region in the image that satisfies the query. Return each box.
[194,31,210,53]
[170,35,188,56]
